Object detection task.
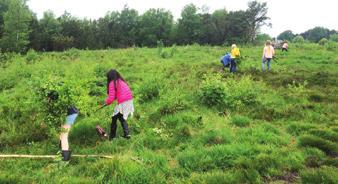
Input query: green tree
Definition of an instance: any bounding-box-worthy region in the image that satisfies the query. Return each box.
[211,9,228,45]
[96,11,121,48]
[200,12,217,45]
[138,8,173,46]
[38,11,61,51]
[177,4,203,44]
[277,30,294,41]
[58,12,82,49]
[0,0,32,52]
[246,1,270,42]
[301,27,330,42]
[119,6,139,47]
[255,33,272,44]
[226,10,251,43]
[292,35,305,43]
[330,34,338,42]
[0,0,10,39]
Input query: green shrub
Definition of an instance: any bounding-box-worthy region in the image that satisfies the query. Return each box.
[63,48,80,60]
[330,34,338,42]
[138,79,161,103]
[292,35,305,43]
[298,135,337,155]
[198,74,227,107]
[69,118,100,145]
[318,38,328,45]
[231,115,251,127]
[157,93,188,115]
[199,74,261,109]
[325,41,337,51]
[25,49,40,63]
[300,166,338,184]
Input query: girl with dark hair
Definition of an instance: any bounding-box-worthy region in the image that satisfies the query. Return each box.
[103,69,134,139]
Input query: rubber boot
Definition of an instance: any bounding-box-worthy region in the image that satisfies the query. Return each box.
[61,150,71,161]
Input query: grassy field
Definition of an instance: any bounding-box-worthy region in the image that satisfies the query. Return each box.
[0,43,337,183]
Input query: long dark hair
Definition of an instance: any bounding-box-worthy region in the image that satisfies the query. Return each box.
[106,69,124,94]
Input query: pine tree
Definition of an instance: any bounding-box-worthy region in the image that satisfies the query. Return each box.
[0,0,32,52]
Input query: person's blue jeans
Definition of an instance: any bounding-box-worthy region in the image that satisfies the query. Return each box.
[262,58,271,71]
[230,58,236,73]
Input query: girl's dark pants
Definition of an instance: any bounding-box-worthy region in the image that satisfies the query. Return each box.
[230,58,237,73]
[111,113,129,138]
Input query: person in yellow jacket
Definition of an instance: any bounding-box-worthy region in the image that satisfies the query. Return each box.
[230,44,240,73]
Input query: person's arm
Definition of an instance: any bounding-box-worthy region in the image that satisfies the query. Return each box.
[272,46,275,57]
[262,47,266,58]
[105,82,116,105]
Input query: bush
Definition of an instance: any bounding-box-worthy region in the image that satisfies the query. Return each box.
[292,35,305,43]
[198,74,227,107]
[329,33,338,42]
[138,79,161,103]
[318,38,328,45]
[325,41,337,51]
[231,115,251,127]
[199,74,261,109]
[69,118,100,145]
[298,135,337,156]
[25,49,40,63]
[157,92,188,115]
[300,166,338,184]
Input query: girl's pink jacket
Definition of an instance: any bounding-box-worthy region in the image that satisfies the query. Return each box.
[105,79,133,105]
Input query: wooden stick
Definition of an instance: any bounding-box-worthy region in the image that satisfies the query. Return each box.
[0,154,114,159]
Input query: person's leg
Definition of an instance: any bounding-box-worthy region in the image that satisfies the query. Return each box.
[267,58,271,70]
[117,113,130,138]
[230,59,235,73]
[60,124,71,150]
[110,114,118,139]
[60,113,78,161]
[262,57,265,71]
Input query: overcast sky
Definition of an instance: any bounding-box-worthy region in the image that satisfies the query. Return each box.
[27,0,338,37]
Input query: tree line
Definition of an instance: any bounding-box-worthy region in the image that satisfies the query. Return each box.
[277,27,337,43]
[0,0,336,53]
[0,0,271,52]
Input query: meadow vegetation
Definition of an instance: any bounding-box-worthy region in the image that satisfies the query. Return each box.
[0,43,337,183]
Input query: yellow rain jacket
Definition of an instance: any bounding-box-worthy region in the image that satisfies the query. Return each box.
[231,48,240,59]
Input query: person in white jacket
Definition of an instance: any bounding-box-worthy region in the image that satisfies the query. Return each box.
[262,40,275,71]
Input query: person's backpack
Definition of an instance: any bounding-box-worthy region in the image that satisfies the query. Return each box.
[221,53,231,67]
